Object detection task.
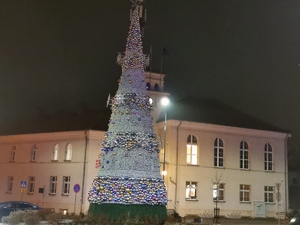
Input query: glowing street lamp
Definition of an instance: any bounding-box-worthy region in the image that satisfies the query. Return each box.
[161,96,170,180]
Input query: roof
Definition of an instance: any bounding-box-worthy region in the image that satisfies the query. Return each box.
[157,96,288,133]
[0,108,111,136]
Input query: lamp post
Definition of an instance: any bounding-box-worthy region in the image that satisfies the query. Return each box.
[161,97,170,180]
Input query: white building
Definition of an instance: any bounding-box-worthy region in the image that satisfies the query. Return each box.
[157,96,290,218]
[0,74,290,218]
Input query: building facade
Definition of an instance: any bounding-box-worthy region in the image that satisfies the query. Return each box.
[0,73,290,217]
[0,130,104,214]
[158,119,289,218]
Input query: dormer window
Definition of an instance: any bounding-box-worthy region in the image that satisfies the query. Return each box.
[52,144,59,161]
[31,145,37,162]
[64,143,72,161]
[10,146,16,162]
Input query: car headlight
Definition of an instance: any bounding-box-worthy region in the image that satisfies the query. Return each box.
[290,218,297,223]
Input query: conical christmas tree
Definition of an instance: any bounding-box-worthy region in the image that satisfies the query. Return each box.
[87,5,167,221]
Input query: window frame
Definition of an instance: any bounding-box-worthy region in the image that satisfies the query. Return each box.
[239,184,250,202]
[214,138,224,168]
[49,176,58,195]
[62,176,71,195]
[185,181,197,200]
[264,186,274,203]
[64,143,72,161]
[186,135,198,165]
[213,183,225,202]
[52,144,59,161]
[264,143,273,171]
[28,176,35,194]
[31,145,37,162]
[7,176,13,193]
[10,146,16,162]
[240,141,249,169]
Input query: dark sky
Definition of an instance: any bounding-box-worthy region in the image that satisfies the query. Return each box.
[1,0,300,140]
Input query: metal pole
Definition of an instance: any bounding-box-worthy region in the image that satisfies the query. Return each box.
[163,108,167,180]
[74,193,77,214]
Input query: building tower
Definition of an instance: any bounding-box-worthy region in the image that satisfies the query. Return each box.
[87,1,167,221]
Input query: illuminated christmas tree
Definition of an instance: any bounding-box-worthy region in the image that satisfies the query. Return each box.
[88,2,167,221]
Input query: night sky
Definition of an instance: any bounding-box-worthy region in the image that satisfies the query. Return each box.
[1,0,300,141]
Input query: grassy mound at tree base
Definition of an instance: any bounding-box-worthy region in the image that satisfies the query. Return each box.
[88,203,167,222]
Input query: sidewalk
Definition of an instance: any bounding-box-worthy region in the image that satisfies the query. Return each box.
[200,217,289,225]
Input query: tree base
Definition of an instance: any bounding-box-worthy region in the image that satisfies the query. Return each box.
[88,203,167,222]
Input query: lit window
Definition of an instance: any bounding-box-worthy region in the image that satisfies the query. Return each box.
[240,141,249,169]
[50,176,57,194]
[264,186,274,203]
[28,176,35,193]
[214,138,224,167]
[10,146,16,162]
[7,176,13,193]
[240,184,250,202]
[186,181,197,200]
[62,176,71,195]
[186,135,198,165]
[264,143,273,171]
[31,145,37,162]
[52,144,59,161]
[64,143,72,161]
[213,183,225,201]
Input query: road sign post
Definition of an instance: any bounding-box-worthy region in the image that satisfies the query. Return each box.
[73,184,80,214]
[20,181,27,201]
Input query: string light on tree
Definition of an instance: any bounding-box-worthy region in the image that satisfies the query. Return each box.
[88,2,167,222]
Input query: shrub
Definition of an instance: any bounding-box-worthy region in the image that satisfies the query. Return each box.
[82,214,110,225]
[38,208,55,220]
[287,209,299,219]
[165,213,182,224]
[6,210,27,225]
[1,216,9,224]
[46,212,62,225]
[23,210,40,225]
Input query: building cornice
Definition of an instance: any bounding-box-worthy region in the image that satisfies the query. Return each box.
[0,130,105,144]
[157,120,290,140]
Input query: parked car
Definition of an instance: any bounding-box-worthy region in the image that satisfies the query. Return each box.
[0,201,41,218]
[290,216,300,224]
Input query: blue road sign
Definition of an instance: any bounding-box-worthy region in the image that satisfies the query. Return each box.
[73,184,80,193]
[20,181,26,188]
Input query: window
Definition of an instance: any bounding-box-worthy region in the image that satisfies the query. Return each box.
[62,176,71,195]
[50,176,57,194]
[7,176,13,193]
[31,145,37,162]
[240,184,250,202]
[64,143,72,161]
[146,82,150,90]
[213,183,225,201]
[240,141,249,169]
[28,176,35,193]
[52,144,59,161]
[186,135,198,165]
[185,181,197,200]
[264,143,273,171]
[214,138,224,167]
[264,186,274,203]
[10,146,16,162]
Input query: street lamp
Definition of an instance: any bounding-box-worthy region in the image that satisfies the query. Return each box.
[161,96,170,180]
